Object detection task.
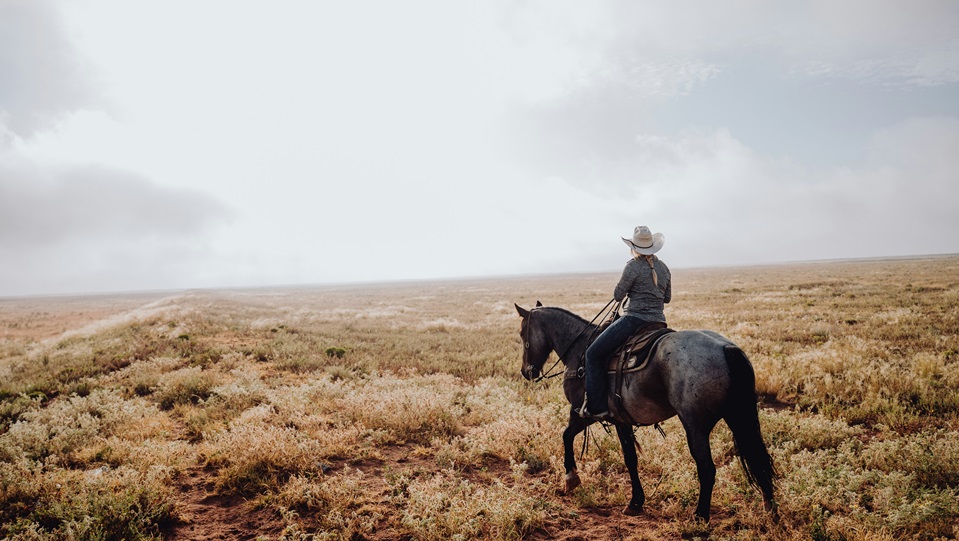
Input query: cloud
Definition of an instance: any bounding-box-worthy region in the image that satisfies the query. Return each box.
[0,0,238,296]
[568,117,959,267]
[494,0,959,185]
[595,0,959,88]
[0,158,233,296]
[0,0,99,138]
[489,0,959,110]
[0,162,230,246]
[2,1,955,295]
[798,41,959,88]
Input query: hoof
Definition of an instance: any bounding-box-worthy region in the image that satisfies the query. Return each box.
[765,500,780,523]
[622,503,644,516]
[564,472,581,494]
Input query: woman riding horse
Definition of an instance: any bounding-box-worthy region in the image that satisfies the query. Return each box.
[514,226,776,519]
[581,225,671,421]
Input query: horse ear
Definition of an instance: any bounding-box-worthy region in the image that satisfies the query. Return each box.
[514,303,530,318]
[535,300,543,307]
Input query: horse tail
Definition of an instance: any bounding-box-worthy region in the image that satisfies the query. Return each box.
[722,345,776,504]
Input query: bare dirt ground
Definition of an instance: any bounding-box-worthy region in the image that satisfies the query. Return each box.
[167,465,286,541]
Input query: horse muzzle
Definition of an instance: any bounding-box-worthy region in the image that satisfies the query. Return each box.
[522,366,539,381]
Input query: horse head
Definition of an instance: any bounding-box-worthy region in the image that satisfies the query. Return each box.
[514,301,547,381]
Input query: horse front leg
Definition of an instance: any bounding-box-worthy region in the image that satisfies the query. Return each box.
[615,423,645,515]
[562,409,591,493]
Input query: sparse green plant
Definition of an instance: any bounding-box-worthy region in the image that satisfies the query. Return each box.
[325,346,346,359]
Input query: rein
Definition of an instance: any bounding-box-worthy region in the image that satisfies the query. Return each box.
[525,299,618,383]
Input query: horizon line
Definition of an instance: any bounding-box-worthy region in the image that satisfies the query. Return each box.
[2,252,957,302]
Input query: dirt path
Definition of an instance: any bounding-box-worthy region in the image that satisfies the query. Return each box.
[527,508,665,541]
[0,292,176,342]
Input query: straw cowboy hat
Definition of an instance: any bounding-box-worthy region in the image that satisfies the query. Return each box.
[622,225,665,255]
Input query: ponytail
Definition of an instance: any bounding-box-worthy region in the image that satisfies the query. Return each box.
[631,249,660,288]
[643,254,659,287]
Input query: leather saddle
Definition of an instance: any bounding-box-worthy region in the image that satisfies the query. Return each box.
[601,320,674,425]
[602,321,674,373]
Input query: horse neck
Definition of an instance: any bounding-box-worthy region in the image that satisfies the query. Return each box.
[538,307,594,367]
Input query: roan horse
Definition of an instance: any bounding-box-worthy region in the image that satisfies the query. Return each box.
[515,302,776,521]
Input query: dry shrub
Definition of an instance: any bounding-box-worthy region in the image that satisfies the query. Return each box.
[334,374,465,444]
[0,393,43,432]
[0,385,180,540]
[208,367,270,411]
[174,365,273,438]
[200,405,325,494]
[94,438,193,472]
[267,377,351,419]
[775,439,959,539]
[0,463,175,541]
[0,457,44,528]
[251,378,382,460]
[0,389,165,466]
[274,469,382,540]
[107,355,182,396]
[759,409,863,452]
[858,429,959,488]
[154,366,217,410]
[397,469,547,540]
[436,402,563,474]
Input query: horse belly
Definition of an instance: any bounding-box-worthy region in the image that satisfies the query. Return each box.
[618,372,676,425]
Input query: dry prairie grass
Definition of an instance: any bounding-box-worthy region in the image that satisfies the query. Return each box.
[1,256,958,540]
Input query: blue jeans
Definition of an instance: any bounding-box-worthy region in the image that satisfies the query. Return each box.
[584,315,649,413]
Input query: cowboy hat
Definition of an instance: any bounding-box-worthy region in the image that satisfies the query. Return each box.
[622,225,665,255]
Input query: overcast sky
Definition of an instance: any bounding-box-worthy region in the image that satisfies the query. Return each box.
[2,0,958,296]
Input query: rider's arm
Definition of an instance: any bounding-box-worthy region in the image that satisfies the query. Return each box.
[662,266,672,304]
[613,260,638,302]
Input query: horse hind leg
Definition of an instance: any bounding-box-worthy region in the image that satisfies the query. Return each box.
[615,423,645,515]
[682,419,717,521]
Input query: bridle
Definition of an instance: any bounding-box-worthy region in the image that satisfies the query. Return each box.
[522,309,562,382]
[523,299,618,383]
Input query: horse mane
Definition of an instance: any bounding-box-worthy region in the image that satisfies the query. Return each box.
[536,306,593,327]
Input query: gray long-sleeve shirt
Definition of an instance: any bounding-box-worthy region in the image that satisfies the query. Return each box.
[613,255,671,323]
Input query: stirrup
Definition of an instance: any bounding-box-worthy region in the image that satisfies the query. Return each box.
[578,403,611,422]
